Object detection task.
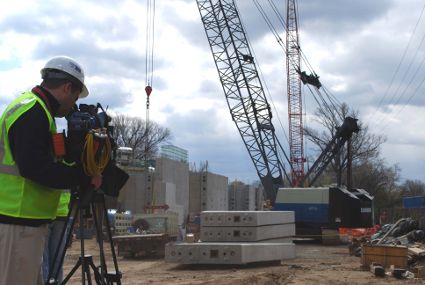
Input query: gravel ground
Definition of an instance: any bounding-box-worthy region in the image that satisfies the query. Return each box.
[61,239,424,285]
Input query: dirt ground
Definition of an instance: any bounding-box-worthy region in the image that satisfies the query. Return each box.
[62,239,423,285]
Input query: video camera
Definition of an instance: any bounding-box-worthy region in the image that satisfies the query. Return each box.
[67,103,110,131]
[65,103,129,197]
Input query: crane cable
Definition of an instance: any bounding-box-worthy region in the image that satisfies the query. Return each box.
[239,2,290,144]
[376,33,425,129]
[145,0,156,88]
[251,0,343,136]
[368,3,425,125]
[145,0,156,209]
[380,53,425,131]
[250,0,347,175]
[81,129,112,176]
[252,0,343,118]
[262,0,425,133]
[274,0,343,113]
[233,1,293,176]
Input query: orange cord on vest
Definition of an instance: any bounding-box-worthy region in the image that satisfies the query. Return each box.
[52,133,66,157]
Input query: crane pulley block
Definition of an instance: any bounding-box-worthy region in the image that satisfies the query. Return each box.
[297,70,322,89]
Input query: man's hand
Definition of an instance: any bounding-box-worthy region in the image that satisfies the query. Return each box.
[91,175,102,190]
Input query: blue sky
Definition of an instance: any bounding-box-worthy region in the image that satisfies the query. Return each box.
[1,0,424,185]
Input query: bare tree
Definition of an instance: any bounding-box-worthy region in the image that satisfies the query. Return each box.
[399,179,425,197]
[112,114,172,160]
[304,103,386,185]
[353,159,400,201]
[189,161,209,173]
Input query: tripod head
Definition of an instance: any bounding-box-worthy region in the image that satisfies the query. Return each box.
[70,185,111,210]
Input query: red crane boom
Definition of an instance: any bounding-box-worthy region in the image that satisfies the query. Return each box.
[286,0,305,186]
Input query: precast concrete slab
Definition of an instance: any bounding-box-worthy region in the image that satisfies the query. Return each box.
[200,223,295,242]
[201,211,295,227]
[165,242,295,264]
[257,237,293,243]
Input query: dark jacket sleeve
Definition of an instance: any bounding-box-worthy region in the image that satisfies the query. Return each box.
[8,103,91,189]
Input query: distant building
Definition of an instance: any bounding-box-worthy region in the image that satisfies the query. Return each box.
[116,146,133,166]
[116,157,189,225]
[160,144,188,163]
[189,171,228,214]
[228,181,264,211]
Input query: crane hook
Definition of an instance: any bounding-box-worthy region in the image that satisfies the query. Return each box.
[145,85,152,96]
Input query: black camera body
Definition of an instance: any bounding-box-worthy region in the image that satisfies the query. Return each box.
[66,104,112,163]
[67,103,110,132]
[65,103,128,197]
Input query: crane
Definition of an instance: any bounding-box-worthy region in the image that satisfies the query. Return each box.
[196,0,360,202]
[196,0,292,203]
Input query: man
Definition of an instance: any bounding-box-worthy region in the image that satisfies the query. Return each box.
[0,56,102,285]
[42,191,71,284]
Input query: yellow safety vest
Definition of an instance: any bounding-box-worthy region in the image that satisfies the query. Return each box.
[0,91,62,220]
[56,191,71,218]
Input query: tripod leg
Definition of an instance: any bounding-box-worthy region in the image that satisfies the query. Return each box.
[79,205,87,285]
[100,195,122,284]
[48,197,78,285]
[61,258,81,284]
[88,261,105,285]
[91,201,108,281]
[85,267,92,285]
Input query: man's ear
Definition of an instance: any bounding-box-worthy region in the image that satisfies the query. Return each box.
[62,81,73,93]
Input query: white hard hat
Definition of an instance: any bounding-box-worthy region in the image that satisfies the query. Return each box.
[41,56,89,98]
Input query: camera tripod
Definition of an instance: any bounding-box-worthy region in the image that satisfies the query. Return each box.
[46,188,121,285]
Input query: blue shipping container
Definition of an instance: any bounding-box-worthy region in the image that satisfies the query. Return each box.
[274,203,328,223]
[402,196,425,208]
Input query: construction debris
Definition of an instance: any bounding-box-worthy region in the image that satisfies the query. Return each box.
[390,265,406,279]
[370,262,385,277]
[348,217,425,279]
[361,244,408,269]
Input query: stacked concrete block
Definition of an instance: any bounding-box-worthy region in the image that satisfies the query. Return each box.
[165,242,295,264]
[201,224,295,242]
[133,212,179,237]
[201,211,294,227]
[165,211,296,264]
[200,211,295,243]
[114,212,133,235]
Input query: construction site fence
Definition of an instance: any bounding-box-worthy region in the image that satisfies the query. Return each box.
[378,207,425,225]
